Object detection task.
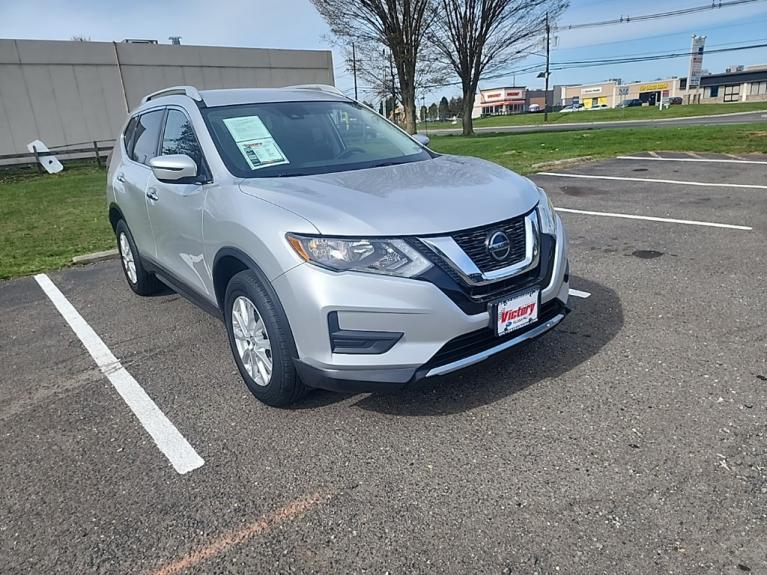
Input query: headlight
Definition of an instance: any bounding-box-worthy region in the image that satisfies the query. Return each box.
[286,234,432,278]
[536,186,557,236]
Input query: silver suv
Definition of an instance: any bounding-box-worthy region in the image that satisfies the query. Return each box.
[107,85,570,406]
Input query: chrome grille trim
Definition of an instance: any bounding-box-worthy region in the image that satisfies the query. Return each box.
[418,211,540,286]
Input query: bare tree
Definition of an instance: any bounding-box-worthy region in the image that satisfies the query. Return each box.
[430,0,567,135]
[70,35,91,42]
[335,38,449,119]
[311,0,433,134]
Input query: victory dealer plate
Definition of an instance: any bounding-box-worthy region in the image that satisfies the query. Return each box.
[495,289,539,336]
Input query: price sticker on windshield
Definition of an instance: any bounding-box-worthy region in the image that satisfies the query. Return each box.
[223,116,289,170]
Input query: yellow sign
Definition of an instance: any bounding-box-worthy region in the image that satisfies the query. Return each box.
[639,82,669,92]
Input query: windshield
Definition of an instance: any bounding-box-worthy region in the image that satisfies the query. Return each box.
[202,100,433,178]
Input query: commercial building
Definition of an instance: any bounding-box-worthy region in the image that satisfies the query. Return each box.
[471,87,527,118]
[697,65,767,103]
[0,39,334,159]
[558,64,767,108]
[559,78,684,109]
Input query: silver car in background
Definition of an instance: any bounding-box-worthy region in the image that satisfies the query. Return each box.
[107,85,569,406]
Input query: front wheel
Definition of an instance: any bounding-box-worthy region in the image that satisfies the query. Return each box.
[224,270,306,407]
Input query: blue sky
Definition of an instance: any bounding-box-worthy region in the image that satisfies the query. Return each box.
[1,0,766,103]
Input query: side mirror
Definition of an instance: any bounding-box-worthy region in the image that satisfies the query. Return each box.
[412,133,430,147]
[149,154,197,182]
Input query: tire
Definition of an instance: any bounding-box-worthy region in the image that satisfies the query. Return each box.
[224,269,307,407]
[115,219,161,296]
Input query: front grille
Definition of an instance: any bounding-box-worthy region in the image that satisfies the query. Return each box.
[451,214,527,273]
[410,234,554,307]
[424,299,564,370]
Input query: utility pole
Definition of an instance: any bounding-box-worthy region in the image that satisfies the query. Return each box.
[351,42,358,100]
[389,51,397,122]
[381,48,387,117]
[544,11,551,122]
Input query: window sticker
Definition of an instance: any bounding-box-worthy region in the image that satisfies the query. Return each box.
[223,116,289,170]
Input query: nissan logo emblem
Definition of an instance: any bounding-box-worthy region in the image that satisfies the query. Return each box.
[486,231,511,261]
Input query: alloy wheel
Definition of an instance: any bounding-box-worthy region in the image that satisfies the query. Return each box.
[119,232,137,284]
[231,296,273,386]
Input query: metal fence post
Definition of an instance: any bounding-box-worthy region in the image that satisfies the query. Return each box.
[93,141,102,168]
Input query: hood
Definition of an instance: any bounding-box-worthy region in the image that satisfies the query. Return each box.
[237,155,539,236]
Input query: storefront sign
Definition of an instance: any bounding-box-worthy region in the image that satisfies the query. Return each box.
[581,86,602,94]
[688,35,706,88]
[639,82,669,92]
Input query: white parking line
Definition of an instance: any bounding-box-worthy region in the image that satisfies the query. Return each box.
[538,172,767,190]
[617,155,767,165]
[556,207,752,231]
[34,273,204,475]
[568,289,591,299]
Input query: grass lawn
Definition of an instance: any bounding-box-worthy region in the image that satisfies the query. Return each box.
[428,123,767,175]
[1,123,766,279]
[0,164,113,279]
[423,101,767,131]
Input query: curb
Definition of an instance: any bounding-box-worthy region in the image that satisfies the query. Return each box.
[72,249,119,264]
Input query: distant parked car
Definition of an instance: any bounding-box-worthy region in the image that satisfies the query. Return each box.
[587,104,609,110]
[617,99,643,108]
[669,96,683,105]
[528,103,542,113]
[559,104,584,113]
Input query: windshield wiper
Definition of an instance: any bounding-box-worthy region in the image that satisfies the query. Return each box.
[369,160,404,169]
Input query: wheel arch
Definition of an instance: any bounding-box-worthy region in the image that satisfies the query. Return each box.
[108,203,124,232]
[212,247,299,355]
[212,248,278,314]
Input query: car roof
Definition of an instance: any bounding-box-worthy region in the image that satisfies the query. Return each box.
[199,87,349,107]
[134,85,350,114]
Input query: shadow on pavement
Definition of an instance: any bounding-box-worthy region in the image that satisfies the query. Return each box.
[293,276,622,416]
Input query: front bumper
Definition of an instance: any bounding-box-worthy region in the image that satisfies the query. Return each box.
[272,217,570,392]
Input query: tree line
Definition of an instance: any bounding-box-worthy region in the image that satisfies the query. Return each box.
[311,0,567,136]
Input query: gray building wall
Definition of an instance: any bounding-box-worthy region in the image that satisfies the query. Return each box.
[0,39,335,157]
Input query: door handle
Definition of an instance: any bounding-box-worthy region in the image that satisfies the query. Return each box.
[146,187,159,202]
[116,172,126,183]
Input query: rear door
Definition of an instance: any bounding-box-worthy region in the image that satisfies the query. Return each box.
[145,107,209,295]
[113,109,165,258]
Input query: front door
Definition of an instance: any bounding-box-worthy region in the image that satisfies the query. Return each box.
[145,108,209,296]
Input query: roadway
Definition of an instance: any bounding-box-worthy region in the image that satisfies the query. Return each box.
[426,110,767,136]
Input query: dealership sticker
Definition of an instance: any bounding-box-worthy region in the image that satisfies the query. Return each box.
[236,138,289,170]
[223,115,272,142]
[223,116,290,170]
[497,290,538,335]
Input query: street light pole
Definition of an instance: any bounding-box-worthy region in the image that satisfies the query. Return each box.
[544,11,550,122]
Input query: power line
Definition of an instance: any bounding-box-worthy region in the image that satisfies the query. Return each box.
[550,42,767,70]
[556,0,767,31]
[413,41,767,93]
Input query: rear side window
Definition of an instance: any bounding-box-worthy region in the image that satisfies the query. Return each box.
[161,110,203,169]
[123,116,138,158]
[131,110,164,165]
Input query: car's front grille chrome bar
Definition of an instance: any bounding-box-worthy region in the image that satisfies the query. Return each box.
[418,211,540,286]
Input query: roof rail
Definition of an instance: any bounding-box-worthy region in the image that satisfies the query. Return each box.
[285,84,346,97]
[141,86,203,104]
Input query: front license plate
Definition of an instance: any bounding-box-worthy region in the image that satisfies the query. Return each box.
[496,289,539,336]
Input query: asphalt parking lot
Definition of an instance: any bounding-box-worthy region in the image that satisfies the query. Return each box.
[2,152,766,574]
